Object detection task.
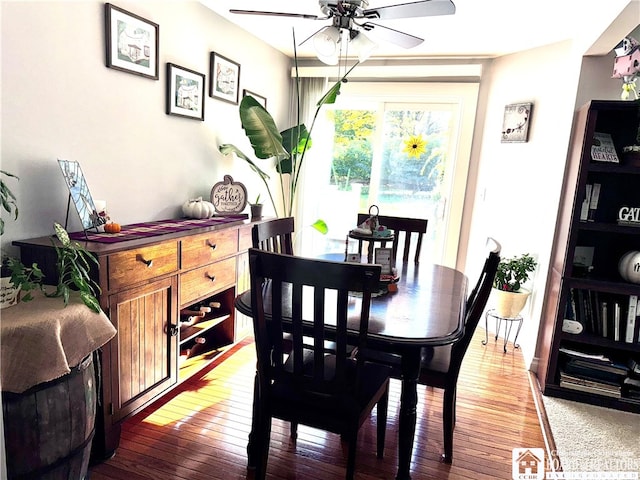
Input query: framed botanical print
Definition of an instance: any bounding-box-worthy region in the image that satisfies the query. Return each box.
[243,89,267,109]
[501,103,533,143]
[210,52,240,104]
[166,63,205,121]
[104,3,159,80]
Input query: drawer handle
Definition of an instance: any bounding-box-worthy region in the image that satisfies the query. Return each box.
[206,274,216,282]
[207,241,217,251]
[141,258,153,268]
[168,325,179,337]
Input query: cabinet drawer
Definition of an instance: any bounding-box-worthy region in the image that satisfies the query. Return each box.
[181,229,238,270]
[108,242,179,290]
[180,257,236,305]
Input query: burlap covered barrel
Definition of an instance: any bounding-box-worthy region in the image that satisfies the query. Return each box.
[2,354,96,479]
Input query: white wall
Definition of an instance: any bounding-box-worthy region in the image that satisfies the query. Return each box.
[465,6,639,368]
[465,41,582,367]
[0,1,290,257]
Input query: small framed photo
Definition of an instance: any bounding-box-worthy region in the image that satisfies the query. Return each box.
[243,89,267,109]
[501,102,532,143]
[374,248,393,275]
[104,3,159,80]
[210,52,240,104]
[166,63,205,121]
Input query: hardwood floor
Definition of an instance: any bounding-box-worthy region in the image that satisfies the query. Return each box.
[90,327,546,479]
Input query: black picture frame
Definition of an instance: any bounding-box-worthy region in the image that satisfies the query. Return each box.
[166,63,205,121]
[210,52,240,104]
[501,103,532,143]
[243,89,267,109]
[105,3,159,80]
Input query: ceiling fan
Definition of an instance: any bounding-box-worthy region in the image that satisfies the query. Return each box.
[230,0,456,63]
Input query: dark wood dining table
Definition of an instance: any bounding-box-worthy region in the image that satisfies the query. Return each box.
[234,260,468,480]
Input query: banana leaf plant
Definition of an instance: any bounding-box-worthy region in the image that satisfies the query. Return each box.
[219,36,359,235]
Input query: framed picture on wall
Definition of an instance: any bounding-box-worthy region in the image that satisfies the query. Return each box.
[243,89,267,109]
[210,52,240,104]
[501,102,533,143]
[104,3,159,80]
[166,63,205,121]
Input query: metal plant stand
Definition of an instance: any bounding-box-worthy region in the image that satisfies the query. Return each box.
[482,309,523,353]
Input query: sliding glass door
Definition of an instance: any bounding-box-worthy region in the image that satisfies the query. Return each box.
[297,82,478,267]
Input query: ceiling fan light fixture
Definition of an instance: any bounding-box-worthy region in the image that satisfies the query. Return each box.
[350,30,378,62]
[313,26,341,65]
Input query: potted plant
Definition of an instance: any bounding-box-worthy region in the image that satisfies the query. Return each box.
[492,252,537,318]
[249,194,263,219]
[219,31,357,235]
[5,222,102,312]
[1,170,21,307]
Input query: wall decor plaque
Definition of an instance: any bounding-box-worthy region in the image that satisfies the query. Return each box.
[210,175,247,214]
[501,102,532,143]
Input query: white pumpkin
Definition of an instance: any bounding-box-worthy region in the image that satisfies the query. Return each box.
[618,250,640,284]
[182,197,215,219]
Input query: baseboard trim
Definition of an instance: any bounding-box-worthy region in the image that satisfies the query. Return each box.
[528,371,560,472]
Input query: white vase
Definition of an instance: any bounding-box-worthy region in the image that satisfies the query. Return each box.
[492,288,530,318]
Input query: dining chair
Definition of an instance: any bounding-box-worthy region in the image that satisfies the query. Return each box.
[247,248,391,480]
[251,217,294,254]
[357,237,500,463]
[355,213,428,265]
[418,237,501,463]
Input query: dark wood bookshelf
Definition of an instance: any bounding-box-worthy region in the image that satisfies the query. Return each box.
[536,99,640,414]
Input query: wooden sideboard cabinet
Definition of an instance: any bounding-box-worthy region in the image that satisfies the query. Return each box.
[13,218,256,461]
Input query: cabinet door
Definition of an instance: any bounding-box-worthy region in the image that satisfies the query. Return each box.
[108,276,178,422]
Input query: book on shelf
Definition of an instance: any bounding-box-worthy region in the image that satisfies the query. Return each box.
[625,295,638,343]
[559,373,622,398]
[587,183,601,222]
[564,358,628,379]
[580,183,592,221]
[563,289,639,340]
[590,132,620,163]
[601,301,608,338]
[623,377,640,401]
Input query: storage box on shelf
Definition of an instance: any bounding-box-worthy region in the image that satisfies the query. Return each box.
[13,217,256,461]
[537,100,640,414]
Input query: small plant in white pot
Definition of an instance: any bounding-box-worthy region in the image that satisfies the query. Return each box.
[492,253,537,318]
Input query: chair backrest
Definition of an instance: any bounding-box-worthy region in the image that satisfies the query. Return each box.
[356,213,428,264]
[252,217,294,255]
[248,248,381,397]
[449,238,501,372]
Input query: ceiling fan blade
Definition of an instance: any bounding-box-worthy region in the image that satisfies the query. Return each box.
[363,0,455,20]
[362,22,423,49]
[230,9,321,20]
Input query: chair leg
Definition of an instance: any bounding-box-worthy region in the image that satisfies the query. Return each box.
[290,421,298,439]
[345,430,358,480]
[441,387,455,464]
[376,386,389,459]
[254,414,272,480]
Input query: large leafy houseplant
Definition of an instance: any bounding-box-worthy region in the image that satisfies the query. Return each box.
[219,33,358,233]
